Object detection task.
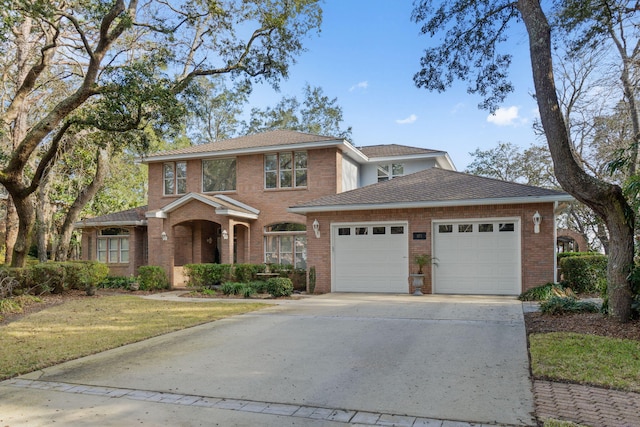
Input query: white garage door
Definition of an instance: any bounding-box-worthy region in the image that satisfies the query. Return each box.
[332,222,408,293]
[433,219,521,295]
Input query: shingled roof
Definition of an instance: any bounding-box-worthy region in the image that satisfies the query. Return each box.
[289,169,572,213]
[75,206,148,228]
[142,130,343,162]
[357,144,442,158]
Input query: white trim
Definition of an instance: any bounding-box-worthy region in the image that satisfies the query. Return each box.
[149,192,259,220]
[141,139,367,163]
[431,217,521,295]
[216,194,260,214]
[75,220,147,228]
[289,194,575,214]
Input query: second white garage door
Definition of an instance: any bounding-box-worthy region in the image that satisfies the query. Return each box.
[332,222,408,293]
[433,218,521,295]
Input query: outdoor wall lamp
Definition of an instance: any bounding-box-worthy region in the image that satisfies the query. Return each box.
[222,229,229,240]
[206,237,213,244]
[312,219,320,238]
[533,211,542,234]
[161,231,168,241]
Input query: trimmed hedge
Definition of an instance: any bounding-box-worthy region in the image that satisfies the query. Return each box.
[137,266,170,291]
[184,263,233,288]
[266,277,293,297]
[559,254,607,294]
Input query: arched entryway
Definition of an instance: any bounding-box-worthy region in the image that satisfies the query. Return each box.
[173,220,223,266]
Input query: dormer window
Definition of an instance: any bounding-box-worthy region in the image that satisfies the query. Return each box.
[265,151,307,189]
[377,163,404,182]
[163,162,187,195]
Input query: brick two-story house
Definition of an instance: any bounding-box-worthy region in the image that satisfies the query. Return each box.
[76,129,572,295]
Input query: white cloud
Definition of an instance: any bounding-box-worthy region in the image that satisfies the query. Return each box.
[486,106,527,126]
[396,114,417,125]
[349,81,368,92]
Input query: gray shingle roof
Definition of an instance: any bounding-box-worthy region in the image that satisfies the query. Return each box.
[357,144,441,158]
[143,130,340,161]
[75,206,148,227]
[290,169,571,211]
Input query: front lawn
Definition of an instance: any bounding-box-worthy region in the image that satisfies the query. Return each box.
[529,332,640,392]
[0,295,266,380]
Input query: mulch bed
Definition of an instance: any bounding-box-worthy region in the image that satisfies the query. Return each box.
[525,311,640,341]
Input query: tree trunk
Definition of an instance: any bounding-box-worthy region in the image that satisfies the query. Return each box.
[55,146,110,262]
[36,172,54,262]
[10,193,35,268]
[4,198,18,265]
[518,0,634,322]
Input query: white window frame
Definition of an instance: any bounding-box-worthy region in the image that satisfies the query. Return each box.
[377,163,404,182]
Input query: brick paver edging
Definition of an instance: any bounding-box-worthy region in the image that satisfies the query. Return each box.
[5,378,518,427]
[534,380,640,427]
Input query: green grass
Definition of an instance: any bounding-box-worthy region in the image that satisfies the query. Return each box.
[544,420,587,427]
[0,295,266,380]
[530,332,640,392]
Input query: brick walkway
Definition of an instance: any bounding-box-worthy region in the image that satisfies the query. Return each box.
[534,380,640,426]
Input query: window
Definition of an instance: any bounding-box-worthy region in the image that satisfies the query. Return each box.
[372,227,386,235]
[265,151,307,189]
[438,224,453,233]
[338,227,351,236]
[458,224,473,233]
[390,226,405,234]
[97,228,129,264]
[203,158,236,192]
[264,223,307,268]
[499,223,515,232]
[377,163,404,182]
[355,227,368,235]
[479,224,494,232]
[163,162,187,195]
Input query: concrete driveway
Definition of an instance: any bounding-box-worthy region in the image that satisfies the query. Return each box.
[0,294,536,426]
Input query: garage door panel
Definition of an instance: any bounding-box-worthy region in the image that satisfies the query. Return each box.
[332,223,408,293]
[433,219,520,295]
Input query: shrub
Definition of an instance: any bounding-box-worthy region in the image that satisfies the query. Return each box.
[241,284,256,298]
[60,262,85,290]
[519,282,567,301]
[308,266,316,294]
[31,263,65,294]
[539,296,600,315]
[250,280,269,294]
[0,269,19,299]
[79,261,110,289]
[220,282,243,295]
[184,263,232,288]
[559,254,607,294]
[266,277,293,298]
[233,264,264,282]
[100,276,137,290]
[137,266,169,291]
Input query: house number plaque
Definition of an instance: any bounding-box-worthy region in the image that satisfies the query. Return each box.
[412,232,427,240]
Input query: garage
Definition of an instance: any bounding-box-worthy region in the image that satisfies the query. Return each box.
[433,218,521,295]
[332,222,408,293]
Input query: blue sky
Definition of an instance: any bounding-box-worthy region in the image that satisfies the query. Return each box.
[248,1,541,170]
